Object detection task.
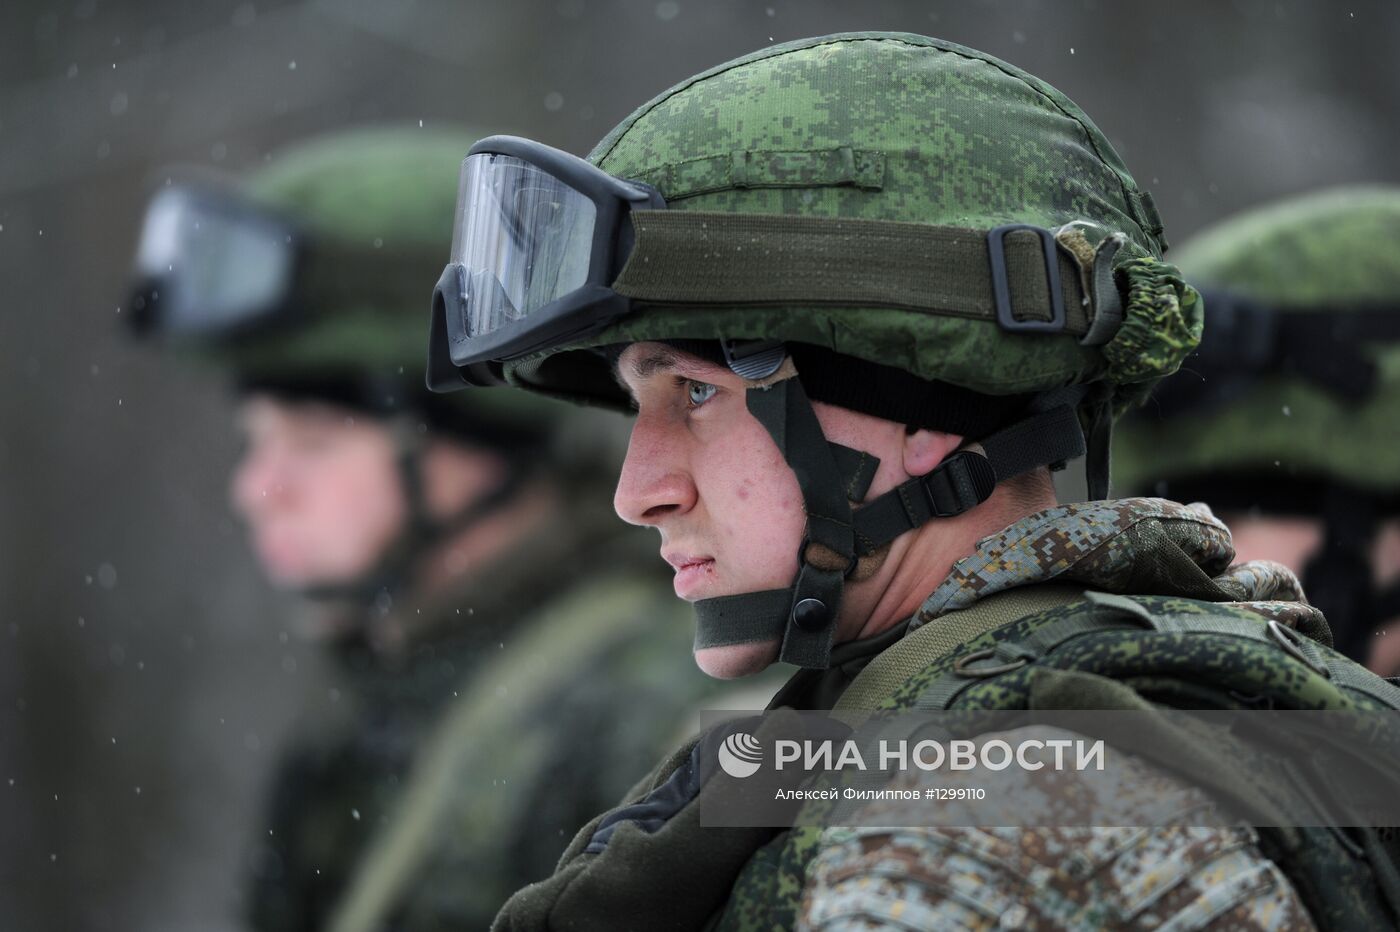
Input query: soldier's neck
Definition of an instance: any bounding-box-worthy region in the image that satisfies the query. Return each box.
[840,485,1058,644]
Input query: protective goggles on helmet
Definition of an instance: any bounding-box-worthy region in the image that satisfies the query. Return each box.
[428,136,665,387]
[427,137,1118,392]
[127,184,429,341]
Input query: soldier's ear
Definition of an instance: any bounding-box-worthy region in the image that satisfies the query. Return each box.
[901,428,963,479]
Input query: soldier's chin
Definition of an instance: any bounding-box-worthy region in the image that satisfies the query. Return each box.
[694,641,780,679]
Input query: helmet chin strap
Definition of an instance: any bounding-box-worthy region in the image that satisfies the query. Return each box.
[297,416,526,613]
[692,345,1088,670]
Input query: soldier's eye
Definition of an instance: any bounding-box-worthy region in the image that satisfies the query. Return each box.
[686,381,717,407]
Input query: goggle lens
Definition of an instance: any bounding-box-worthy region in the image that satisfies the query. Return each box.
[134,188,295,334]
[451,153,597,341]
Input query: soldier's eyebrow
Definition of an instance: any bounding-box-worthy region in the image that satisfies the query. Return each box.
[613,346,731,405]
[627,347,683,382]
[612,346,682,402]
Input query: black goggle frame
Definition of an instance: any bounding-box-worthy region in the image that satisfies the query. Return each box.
[427,135,665,389]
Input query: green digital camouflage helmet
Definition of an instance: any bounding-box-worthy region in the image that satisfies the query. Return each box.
[428,33,1201,668]
[500,34,1197,409]
[1113,185,1400,659]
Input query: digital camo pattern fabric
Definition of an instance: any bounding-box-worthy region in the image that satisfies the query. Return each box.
[796,714,1324,929]
[912,497,1302,624]
[802,764,1316,931]
[492,493,1399,930]
[714,497,1389,932]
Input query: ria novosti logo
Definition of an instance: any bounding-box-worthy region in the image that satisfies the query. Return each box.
[718,732,763,778]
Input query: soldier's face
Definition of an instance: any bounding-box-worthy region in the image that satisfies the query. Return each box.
[230,395,408,589]
[613,343,918,678]
[613,344,804,678]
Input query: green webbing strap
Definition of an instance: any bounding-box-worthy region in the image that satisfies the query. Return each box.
[828,443,879,504]
[915,592,1363,712]
[614,211,1093,332]
[1082,382,1115,501]
[692,441,879,654]
[692,376,857,668]
[1325,658,1400,708]
[850,405,1086,555]
[834,586,1085,711]
[748,377,854,668]
[1078,232,1127,347]
[692,590,791,649]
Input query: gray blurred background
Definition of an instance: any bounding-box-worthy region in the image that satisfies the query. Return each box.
[1,1,1397,929]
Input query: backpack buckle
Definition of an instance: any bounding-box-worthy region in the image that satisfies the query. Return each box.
[987,224,1067,333]
[1267,619,1333,679]
[923,450,996,518]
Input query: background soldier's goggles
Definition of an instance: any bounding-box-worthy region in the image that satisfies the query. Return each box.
[427,136,1101,390]
[128,185,436,341]
[129,186,299,337]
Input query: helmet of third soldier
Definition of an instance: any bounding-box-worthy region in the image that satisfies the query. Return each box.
[1114,185,1400,498]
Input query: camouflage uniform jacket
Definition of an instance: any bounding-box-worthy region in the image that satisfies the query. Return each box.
[245,508,718,932]
[787,497,1319,931]
[492,497,1328,932]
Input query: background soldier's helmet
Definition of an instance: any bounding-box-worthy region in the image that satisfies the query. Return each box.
[126,128,577,600]
[132,127,558,451]
[1113,185,1400,659]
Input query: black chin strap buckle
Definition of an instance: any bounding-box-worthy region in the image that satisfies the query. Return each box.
[922,450,997,518]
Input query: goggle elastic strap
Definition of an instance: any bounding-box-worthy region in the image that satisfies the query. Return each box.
[692,361,1091,670]
[1150,296,1400,421]
[613,212,1094,335]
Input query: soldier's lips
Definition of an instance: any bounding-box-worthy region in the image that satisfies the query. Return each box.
[664,553,716,599]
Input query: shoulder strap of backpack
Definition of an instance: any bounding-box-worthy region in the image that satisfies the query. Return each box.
[835,584,1085,711]
[915,590,1400,711]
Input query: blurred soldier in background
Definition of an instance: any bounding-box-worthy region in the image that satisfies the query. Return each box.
[1114,187,1400,674]
[125,127,719,931]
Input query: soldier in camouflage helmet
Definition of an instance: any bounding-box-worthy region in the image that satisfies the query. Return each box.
[426,33,1400,930]
[1114,187,1400,673]
[126,127,721,931]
